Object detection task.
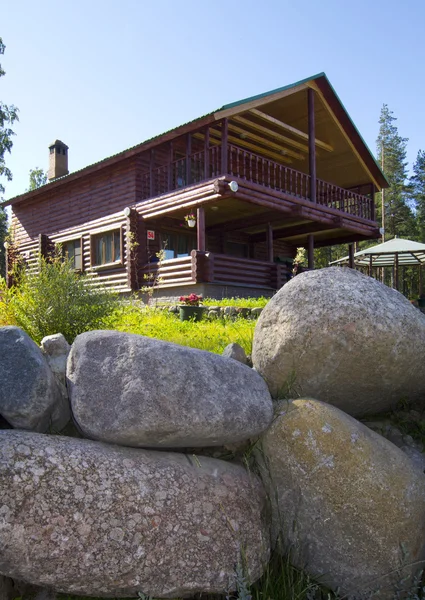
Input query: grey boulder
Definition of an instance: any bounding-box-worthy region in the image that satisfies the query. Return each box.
[40,333,70,387]
[252,267,425,416]
[0,430,270,598]
[222,342,249,365]
[67,330,273,447]
[0,327,70,432]
[258,398,425,598]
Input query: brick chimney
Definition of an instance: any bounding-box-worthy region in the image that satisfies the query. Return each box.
[48,140,69,181]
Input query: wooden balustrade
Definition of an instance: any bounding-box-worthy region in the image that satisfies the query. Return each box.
[139,143,373,222]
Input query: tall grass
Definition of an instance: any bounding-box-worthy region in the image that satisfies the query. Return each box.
[104,304,256,355]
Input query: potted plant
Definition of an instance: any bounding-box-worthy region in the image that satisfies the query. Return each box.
[179,293,204,322]
[184,213,196,228]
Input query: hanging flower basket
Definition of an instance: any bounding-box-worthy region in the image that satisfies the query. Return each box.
[184,213,196,228]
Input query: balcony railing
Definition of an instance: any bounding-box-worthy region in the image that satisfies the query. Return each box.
[139,144,374,222]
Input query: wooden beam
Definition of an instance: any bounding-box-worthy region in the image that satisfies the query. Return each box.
[206,210,283,235]
[348,243,355,269]
[266,223,273,262]
[229,122,305,160]
[250,108,333,152]
[186,133,192,185]
[307,234,314,269]
[168,142,173,190]
[309,80,382,190]
[197,206,206,252]
[221,119,228,173]
[394,252,399,291]
[209,128,293,165]
[204,127,210,179]
[234,115,310,153]
[308,88,317,204]
[214,83,308,120]
[149,149,155,197]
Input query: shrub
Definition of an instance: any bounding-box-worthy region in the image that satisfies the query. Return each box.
[0,254,117,344]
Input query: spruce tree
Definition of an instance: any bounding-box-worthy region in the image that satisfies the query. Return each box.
[410,150,425,242]
[376,104,415,239]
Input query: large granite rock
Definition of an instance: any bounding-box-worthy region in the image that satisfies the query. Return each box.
[40,333,70,388]
[258,398,425,598]
[67,330,273,447]
[0,327,70,432]
[0,431,270,598]
[252,267,425,416]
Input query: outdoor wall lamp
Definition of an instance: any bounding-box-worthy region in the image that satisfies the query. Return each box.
[229,181,239,192]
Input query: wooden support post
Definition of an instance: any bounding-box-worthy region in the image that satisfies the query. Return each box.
[370,183,375,222]
[419,264,423,296]
[39,234,50,260]
[307,234,314,269]
[369,255,373,277]
[204,127,210,179]
[266,223,274,263]
[308,88,317,204]
[348,243,355,269]
[221,118,228,173]
[126,208,140,291]
[186,133,192,185]
[149,150,155,197]
[168,142,173,190]
[394,254,399,290]
[197,207,206,252]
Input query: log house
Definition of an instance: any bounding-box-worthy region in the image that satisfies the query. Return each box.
[4,73,388,299]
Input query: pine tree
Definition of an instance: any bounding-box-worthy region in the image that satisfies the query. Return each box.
[410,150,425,242]
[376,104,415,239]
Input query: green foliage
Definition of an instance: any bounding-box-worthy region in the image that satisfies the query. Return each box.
[27,167,48,191]
[0,37,19,197]
[0,205,6,278]
[376,104,416,240]
[0,254,118,344]
[0,37,18,276]
[104,303,256,355]
[410,150,425,243]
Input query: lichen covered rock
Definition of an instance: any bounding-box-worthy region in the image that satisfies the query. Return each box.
[259,398,425,598]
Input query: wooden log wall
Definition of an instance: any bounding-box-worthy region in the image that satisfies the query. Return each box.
[11,160,138,293]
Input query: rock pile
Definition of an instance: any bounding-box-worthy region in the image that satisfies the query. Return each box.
[1,267,425,599]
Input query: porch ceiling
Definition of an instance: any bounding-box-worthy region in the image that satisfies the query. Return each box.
[155,195,379,249]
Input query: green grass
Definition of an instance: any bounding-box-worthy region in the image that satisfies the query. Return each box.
[202,296,270,308]
[104,304,256,355]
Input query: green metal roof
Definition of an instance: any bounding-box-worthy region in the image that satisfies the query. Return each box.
[331,237,425,266]
[5,72,388,206]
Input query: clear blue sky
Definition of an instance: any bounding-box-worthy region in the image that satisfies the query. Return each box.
[2,0,425,200]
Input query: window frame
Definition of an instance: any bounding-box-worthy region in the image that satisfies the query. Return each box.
[90,226,124,269]
[58,236,84,272]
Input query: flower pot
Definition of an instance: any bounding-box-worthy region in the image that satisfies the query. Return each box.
[179,305,204,322]
[187,219,196,228]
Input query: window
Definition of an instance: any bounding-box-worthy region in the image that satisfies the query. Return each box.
[61,238,82,270]
[161,233,195,259]
[92,229,122,266]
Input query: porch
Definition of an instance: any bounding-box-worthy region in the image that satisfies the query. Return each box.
[143,250,292,298]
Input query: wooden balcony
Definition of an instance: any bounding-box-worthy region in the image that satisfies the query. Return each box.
[139,143,375,223]
[143,250,292,291]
